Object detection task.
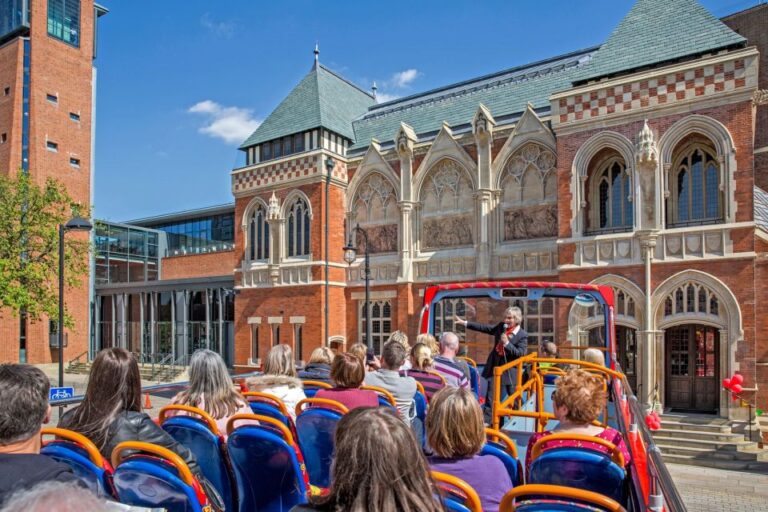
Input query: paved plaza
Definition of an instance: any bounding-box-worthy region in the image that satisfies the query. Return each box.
[668,463,768,511]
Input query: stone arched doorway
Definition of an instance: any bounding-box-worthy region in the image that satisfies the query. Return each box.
[652,271,743,417]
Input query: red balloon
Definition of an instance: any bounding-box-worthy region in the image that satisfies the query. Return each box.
[723,378,732,389]
[731,383,743,394]
[731,374,744,385]
[652,421,661,430]
[732,393,740,402]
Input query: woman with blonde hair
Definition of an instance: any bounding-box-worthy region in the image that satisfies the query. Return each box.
[400,342,445,399]
[426,387,512,512]
[170,349,252,437]
[347,342,379,372]
[524,369,631,472]
[583,347,606,367]
[298,347,335,384]
[247,344,306,419]
[416,333,440,357]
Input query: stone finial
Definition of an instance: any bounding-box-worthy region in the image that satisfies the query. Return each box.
[267,191,280,220]
[472,103,496,142]
[635,120,658,167]
[754,89,768,106]
[395,122,417,157]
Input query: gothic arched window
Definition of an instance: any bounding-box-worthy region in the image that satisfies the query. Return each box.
[248,204,269,261]
[668,142,721,227]
[286,197,311,257]
[587,157,632,233]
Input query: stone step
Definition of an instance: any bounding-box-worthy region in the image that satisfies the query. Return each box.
[652,434,755,451]
[661,453,768,472]
[655,443,768,461]
[658,419,731,434]
[652,427,741,442]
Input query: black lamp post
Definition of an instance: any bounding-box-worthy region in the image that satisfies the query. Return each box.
[343,224,372,349]
[58,216,93,390]
[324,156,334,347]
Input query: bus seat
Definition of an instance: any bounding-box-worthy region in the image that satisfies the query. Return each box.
[227,414,309,512]
[431,471,482,512]
[41,428,115,499]
[302,380,332,398]
[361,385,397,409]
[159,405,236,512]
[243,392,297,437]
[499,484,626,512]
[111,442,213,512]
[483,428,523,486]
[466,364,480,399]
[294,398,348,489]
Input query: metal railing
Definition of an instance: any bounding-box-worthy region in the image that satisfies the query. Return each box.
[66,351,89,371]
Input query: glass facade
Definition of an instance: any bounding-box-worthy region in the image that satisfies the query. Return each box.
[95,222,161,285]
[152,213,234,256]
[47,0,80,47]
[0,0,28,40]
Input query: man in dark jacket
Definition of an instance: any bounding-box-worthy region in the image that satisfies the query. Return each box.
[0,364,84,504]
[455,306,528,421]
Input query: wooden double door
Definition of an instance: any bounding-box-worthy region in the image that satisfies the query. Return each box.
[665,324,719,413]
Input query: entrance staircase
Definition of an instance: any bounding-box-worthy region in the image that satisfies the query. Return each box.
[66,360,186,383]
[653,413,768,471]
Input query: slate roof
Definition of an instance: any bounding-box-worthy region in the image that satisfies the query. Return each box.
[755,187,768,231]
[348,47,597,153]
[240,64,375,149]
[573,0,746,84]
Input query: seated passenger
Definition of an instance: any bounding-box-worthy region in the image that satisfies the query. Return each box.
[416,333,440,357]
[387,331,411,370]
[401,342,446,400]
[538,341,559,368]
[525,369,631,472]
[298,347,335,384]
[169,349,253,437]
[347,343,380,373]
[364,340,417,421]
[1,481,108,512]
[247,344,306,420]
[58,348,203,477]
[315,353,378,411]
[432,332,469,390]
[0,364,82,504]
[583,347,606,367]
[426,387,512,512]
[290,407,442,512]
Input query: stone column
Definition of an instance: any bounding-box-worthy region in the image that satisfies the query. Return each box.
[473,104,496,277]
[637,233,658,409]
[396,123,417,282]
[267,191,282,285]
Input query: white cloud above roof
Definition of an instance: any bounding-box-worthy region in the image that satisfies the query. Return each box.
[188,100,261,145]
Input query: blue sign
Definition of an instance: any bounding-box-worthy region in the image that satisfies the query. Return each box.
[49,387,74,401]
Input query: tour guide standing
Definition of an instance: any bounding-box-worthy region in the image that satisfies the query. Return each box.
[454,306,528,420]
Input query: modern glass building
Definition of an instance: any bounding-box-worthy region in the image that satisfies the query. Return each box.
[93,204,236,366]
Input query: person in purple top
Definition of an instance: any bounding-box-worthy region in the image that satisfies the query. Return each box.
[427,387,513,512]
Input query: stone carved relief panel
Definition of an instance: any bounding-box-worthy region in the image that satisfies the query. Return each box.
[420,159,475,250]
[352,173,399,254]
[501,143,558,241]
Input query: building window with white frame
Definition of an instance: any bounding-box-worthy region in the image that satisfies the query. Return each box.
[433,298,467,340]
[286,197,310,257]
[271,324,280,346]
[359,300,391,354]
[586,156,632,234]
[248,203,269,261]
[510,298,555,347]
[250,324,259,361]
[294,324,303,363]
[667,141,722,227]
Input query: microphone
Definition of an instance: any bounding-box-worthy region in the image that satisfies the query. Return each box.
[502,323,509,331]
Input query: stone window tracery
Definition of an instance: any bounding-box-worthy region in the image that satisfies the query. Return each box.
[286,197,310,258]
[586,155,632,233]
[360,300,392,354]
[420,159,474,250]
[352,173,398,254]
[662,282,720,318]
[247,203,269,262]
[500,143,557,241]
[667,141,722,227]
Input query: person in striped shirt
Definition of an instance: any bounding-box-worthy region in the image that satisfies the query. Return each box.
[433,332,469,389]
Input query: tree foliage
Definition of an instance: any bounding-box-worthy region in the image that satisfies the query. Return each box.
[0,172,90,325]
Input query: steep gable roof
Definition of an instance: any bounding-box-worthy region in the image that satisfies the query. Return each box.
[240,64,375,149]
[574,0,746,84]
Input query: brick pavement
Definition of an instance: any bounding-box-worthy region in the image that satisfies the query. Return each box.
[668,463,768,511]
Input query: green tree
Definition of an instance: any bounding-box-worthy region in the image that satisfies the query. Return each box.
[0,172,90,326]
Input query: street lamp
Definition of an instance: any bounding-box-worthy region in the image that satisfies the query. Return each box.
[58,216,93,390]
[343,224,372,349]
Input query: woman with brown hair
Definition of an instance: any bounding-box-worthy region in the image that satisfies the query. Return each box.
[524,368,631,471]
[347,343,379,372]
[290,407,442,512]
[315,353,378,411]
[401,342,446,400]
[247,344,306,420]
[58,348,200,474]
[426,387,512,512]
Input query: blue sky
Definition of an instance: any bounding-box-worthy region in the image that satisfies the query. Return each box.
[93,0,755,221]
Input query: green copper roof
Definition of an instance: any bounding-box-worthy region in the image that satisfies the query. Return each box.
[240,64,375,149]
[574,0,745,83]
[349,48,596,152]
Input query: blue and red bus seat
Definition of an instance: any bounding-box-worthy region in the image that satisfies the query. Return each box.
[293,398,348,489]
[242,391,297,438]
[484,428,523,486]
[226,413,310,512]
[430,471,482,512]
[528,434,626,503]
[111,441,215,512]
[412,387,428,447]
[499,484,626,512]
[40,427,116,499]
[458,357,481,399]
[360,385,397,410]
[159,404,237,512]
[301,380,332,398]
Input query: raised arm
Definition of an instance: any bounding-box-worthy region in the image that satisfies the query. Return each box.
[454,315,496,335]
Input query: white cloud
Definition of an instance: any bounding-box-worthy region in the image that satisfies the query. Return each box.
[390,69,419,88]
[201,13,235,38]
[188,100,261,145]
[375,92,400,103]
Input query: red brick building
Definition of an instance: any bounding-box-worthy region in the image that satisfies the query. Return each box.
[0,1,107,364]
[232,0,768,418]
